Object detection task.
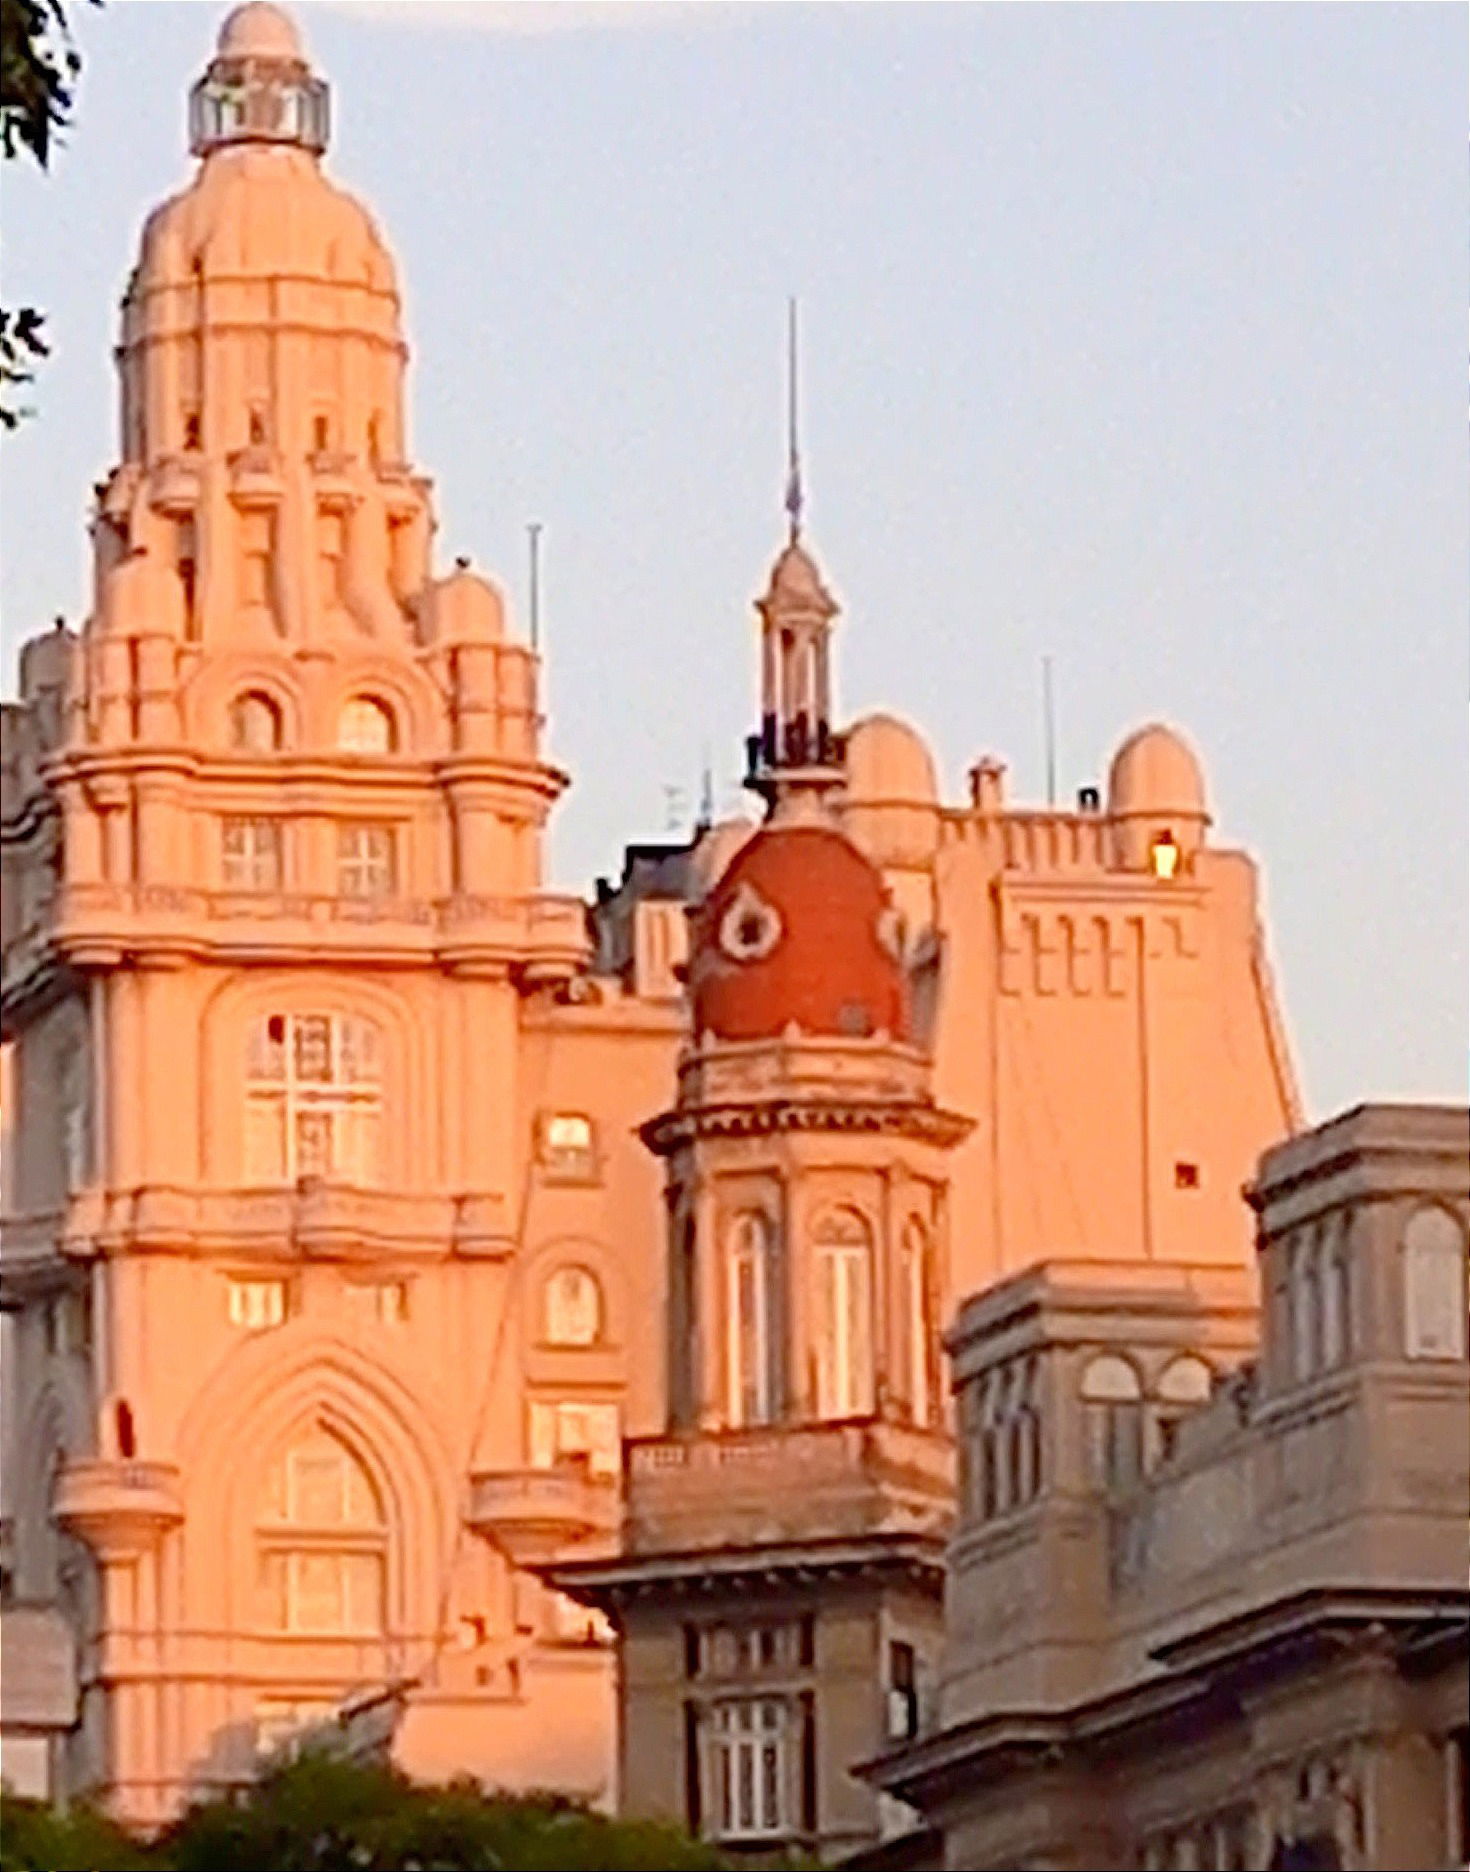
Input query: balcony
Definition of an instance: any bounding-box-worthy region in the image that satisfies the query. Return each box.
[467,1461,619,1566]
[624,1418,955,1557]
[54,1459,183,1560]
[14,882,592,981]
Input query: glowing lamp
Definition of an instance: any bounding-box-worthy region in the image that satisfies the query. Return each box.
[1150,831,1181,880]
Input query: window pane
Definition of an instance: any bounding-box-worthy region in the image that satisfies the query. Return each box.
[293,1016,333,1082]
[249,1019,286,1082]
[290,1553,345,1631]
[295,1110,332,1178]
[244,1096,286,1183]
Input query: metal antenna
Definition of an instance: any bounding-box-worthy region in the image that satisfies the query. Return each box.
[527,522,544,652]
[1042,654,1057,807]
[783,297,803,544]
[698,746,716,830]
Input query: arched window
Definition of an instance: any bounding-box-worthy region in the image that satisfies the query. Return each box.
[898,1219,932,1426]
[230,690,282,754]
[244,1012,383,1185]
[814,1209,874,1420]
[727,1213,776,1427]
[1080,1353,1144,1491]
[1149,1354,1213,1467]
[544,1266,602,1348]
[256,1425,385,1635]
[1402,1206,1468,1361]
[337,696,396,755]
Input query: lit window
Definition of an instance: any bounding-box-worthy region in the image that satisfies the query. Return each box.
[222,817,282,891]
[1150,830,1181,879]
[544,1266,602,1347]
[540,1112,597,1180]
[814,1210,874,1420]
[527,1399,620,1477]
[337,697,396,754]
[1402,1206,1468,1360]
[230,691,282,753]
[1080,1353,1144,1490]
[256,1425,385,1636]
[727,1214,776,1428]
[244,1012,383,1186]
[337,822,395,899]
[710,1698,789,1841]
[228,1278,287,1330]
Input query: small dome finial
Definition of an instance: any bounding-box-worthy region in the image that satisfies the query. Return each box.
[217,2,304,62]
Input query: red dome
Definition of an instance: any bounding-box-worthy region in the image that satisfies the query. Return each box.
[690,825,910,1044]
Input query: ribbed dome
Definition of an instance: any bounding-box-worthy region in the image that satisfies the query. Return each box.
[690,825,910,1044]
[1107,722,1208,820]
[134,147,397,293]
[844,711,938,805]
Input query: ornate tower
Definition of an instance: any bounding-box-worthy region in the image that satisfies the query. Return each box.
[553,535,970,1865]
[0,2,596,1823]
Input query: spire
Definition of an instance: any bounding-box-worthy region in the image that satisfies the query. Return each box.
[784,297,804,546]
[744,302,845,823]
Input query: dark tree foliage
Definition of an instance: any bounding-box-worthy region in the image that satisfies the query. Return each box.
[1,1755,813,1872]
[0,0,99,428]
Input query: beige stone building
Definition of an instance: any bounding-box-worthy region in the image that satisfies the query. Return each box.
[861,1104,1470,1872]
[1,0,1308,1836]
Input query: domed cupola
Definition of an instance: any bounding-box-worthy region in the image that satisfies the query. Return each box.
[189,3,329,156]
[689,824,911,1045]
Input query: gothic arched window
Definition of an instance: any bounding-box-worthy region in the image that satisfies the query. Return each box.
[244,1012,383,1185]
[1402,1205,1468,1361]
[256,1425,385,1636]
[1080,1353,1144,1491]
[544,1266,602,1348]
[727,1213,776,1428]
[814,1209,874,1421]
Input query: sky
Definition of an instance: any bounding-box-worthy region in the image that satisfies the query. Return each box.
[1,0,1464,1120]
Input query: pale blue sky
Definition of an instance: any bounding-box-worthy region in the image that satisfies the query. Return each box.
[2,0,1464,1118]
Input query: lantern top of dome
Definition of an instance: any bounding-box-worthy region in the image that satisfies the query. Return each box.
[191,4,330,158]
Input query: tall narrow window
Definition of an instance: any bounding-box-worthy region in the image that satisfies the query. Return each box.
[256,1425,385,1636]
[337,823,395,900]
[58,1039,91,1191]
[240,511,275,611]
[898,1219,932,1425]
[1080,1353,1145,1490]
[244,1012,383,1185]
[710,1698,789,1841]
[727,1213,775,1427]
[814,1211,873,1420]
[318,512,347,608]
[1402,1206,1468,1360]
[176,515,198,631]
[222,817,282,891]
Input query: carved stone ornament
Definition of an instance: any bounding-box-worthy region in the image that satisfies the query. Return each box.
[718,882,782,963]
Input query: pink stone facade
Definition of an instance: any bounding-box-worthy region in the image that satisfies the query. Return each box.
[1,3,1299,1829]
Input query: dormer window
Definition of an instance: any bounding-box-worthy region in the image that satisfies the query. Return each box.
[230,691,282,753]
